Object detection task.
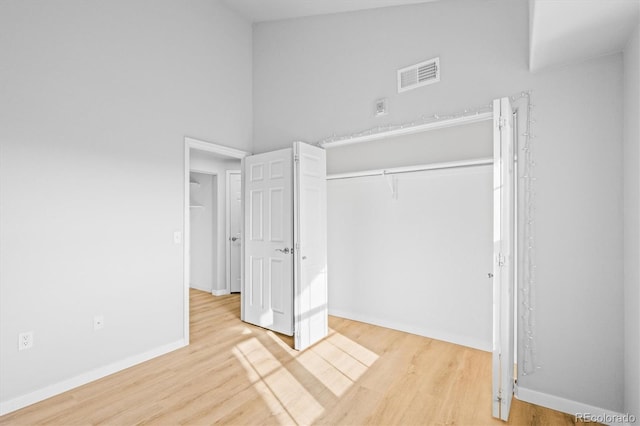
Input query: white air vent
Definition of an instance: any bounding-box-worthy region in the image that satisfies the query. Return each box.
[397,57,440,93]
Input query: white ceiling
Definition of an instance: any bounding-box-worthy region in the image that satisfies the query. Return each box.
[221,0,438,22]
[529,0,640,72]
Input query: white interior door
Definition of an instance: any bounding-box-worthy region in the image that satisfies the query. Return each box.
[228,171,242,293]
[293,142,328,351]
[492,97,515,421]
[243,149,294,336]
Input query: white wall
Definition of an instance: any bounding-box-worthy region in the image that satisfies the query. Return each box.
[253,0,625,413]
[328,165,493,351]
[189,172,216,292]
[190,150,242,294]
[623,23,640,419]
[0,0,251,412]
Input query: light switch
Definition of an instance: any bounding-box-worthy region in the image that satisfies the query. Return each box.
[375,98,388,116]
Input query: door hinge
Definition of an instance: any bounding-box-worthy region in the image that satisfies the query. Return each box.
[294,154,300,162]
[497,253,506,267]
[498,116,507,130]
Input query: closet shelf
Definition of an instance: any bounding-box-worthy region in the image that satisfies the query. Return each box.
[189,204,204,209]
[189,180,201,186]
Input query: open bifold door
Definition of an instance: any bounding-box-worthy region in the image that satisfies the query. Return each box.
[293,141,328,351]
[492,97,516,421]
[242,142,328,351]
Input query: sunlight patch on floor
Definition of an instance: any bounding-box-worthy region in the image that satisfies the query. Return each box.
[251,380,297,424]
[311,338,372,382]
[232,345,261,383]
[262,367,324,424]
[233,337,324,425]
[295,349,354,397]
[325,329,378,367]
[232,327,381,424]
[235,337,282,377]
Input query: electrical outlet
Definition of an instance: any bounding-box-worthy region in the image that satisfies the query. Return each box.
[18,331,33,351]
[94,315,104,331]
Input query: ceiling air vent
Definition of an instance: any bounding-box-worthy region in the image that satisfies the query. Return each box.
[397,57,440,93]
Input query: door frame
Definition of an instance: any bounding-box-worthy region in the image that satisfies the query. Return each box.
[225,169,242,293]
[492,97,516,420]
[183,137,250,344]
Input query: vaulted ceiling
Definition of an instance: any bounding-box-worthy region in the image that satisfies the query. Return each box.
[222,0,640,72]
[529,0,639,72]
[221,0,437,22]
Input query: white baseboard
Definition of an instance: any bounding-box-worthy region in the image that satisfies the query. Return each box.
[517,387,634,425]
[0,339,186,416]
[212,289,230,296]
[189,284,211,292]
[328,308,491,352]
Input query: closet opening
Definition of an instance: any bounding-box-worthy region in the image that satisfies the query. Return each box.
[325,117,496,353]
[321,96,523,420]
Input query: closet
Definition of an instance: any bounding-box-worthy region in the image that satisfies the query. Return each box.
[326,119,494,351]
[323,97,517,420]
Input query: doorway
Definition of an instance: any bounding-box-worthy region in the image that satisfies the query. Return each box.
[184,138,330,352]
[183,137,250,344]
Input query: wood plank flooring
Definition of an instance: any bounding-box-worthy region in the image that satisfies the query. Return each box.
[0,289,580,425]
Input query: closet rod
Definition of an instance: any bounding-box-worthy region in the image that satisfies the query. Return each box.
[326,157,493,180]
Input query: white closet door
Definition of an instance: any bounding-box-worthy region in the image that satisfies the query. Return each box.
[293,142,328,351]
[243,148,294,336]
[492,97,515,421]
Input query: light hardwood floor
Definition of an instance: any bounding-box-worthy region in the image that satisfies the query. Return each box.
[1,289,580,426]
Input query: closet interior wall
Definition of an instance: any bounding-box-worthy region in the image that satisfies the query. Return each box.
[326,120,495,351]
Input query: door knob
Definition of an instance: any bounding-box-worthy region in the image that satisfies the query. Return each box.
[275,248,290,254]
[231,237,239,242]
[487,273,494,278]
